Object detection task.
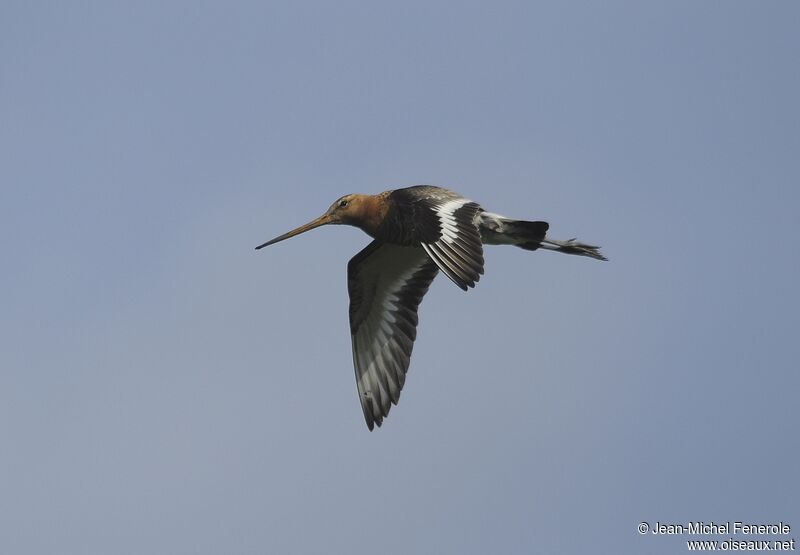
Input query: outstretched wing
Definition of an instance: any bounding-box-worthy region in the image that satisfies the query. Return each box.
[419,197,484,290]
[387,186,485,291]
[347,240,439,430]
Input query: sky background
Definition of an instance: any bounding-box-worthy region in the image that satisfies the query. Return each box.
[1,2,798,554]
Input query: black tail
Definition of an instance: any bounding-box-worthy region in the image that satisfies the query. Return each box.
[478,212,606,261]
[507,220,550,251]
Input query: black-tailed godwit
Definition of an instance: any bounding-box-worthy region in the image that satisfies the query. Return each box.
[256,185,605,430]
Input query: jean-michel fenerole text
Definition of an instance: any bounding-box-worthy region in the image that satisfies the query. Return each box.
[651,522,791,535]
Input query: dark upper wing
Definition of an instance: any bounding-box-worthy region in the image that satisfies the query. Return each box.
[419,197,484,290]
[347,240,439,430]
[387,187,485,291]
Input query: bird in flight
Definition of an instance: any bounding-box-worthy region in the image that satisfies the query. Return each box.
[256,185,606,430]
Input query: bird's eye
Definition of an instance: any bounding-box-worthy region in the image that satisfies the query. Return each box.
[339,199,349,208]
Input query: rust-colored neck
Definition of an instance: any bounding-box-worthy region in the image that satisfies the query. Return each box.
[346,192,389,238]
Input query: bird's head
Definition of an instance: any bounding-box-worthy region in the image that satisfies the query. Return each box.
[255,193,374,249]
[323,193,371,225]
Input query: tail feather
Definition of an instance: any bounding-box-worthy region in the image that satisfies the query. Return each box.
[478,212,548,247]
[478,211,606,261]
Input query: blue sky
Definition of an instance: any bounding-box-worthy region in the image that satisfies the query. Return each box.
[1,2,798,554]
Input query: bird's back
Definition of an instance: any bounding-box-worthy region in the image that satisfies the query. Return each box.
[375,186,480,246]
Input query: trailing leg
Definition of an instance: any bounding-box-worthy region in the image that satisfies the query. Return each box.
[538,237,607,261]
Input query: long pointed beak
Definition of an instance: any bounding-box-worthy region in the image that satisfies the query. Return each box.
[255,213,333,250]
